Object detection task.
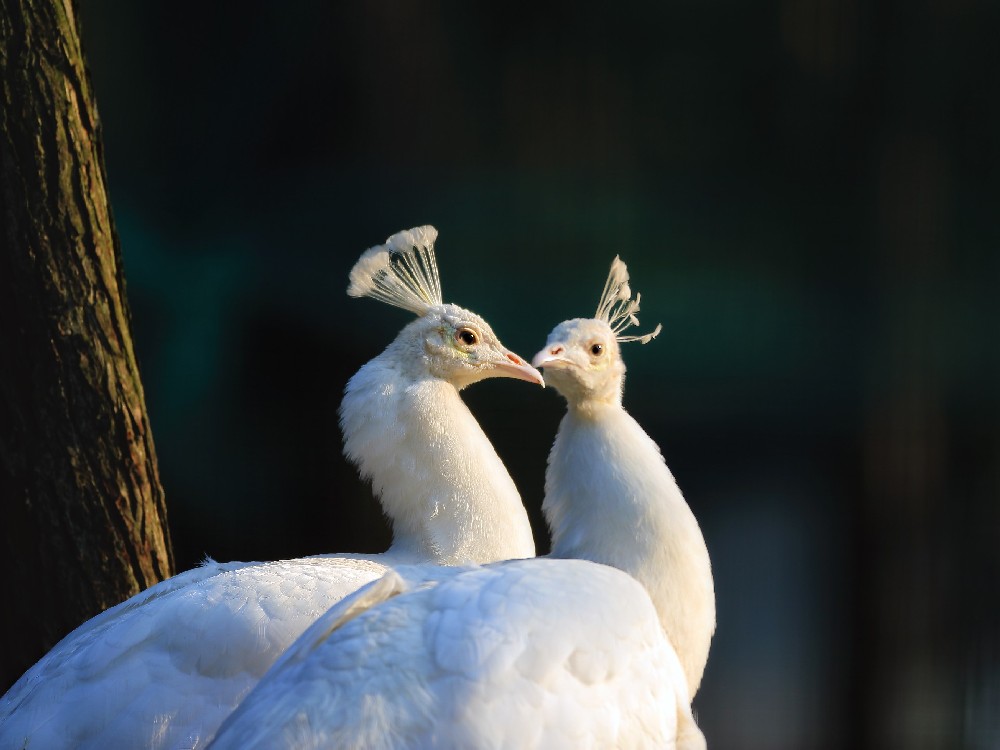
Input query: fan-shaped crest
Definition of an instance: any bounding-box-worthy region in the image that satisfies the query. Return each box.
[595,256,662,344]
[348,226,443,315]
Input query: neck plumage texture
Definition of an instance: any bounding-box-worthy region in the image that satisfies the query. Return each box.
[341,340,535,565]
[545,400,715,696]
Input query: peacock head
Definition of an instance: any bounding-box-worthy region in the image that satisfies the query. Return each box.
[348,226,543,390]
[532,257,661,407]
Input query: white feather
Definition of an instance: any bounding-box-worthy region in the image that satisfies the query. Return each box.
[347,225,442,315]
[341,355,535,563]
[595,255,662,343]
[0,558,389,750]
[536,258,715,695]
[0,227,539,749]
[207,561,705,750]
[202,258,713,749]
[544,402,715,695]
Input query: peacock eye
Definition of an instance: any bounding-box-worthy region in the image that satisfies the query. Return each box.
[456,328,478,346]
[591,343,604,356]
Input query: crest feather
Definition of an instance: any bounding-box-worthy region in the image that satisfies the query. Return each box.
[347,226,443,315]
[595,256,662,344]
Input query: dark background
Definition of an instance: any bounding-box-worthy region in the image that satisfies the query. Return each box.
[75,2,998,748]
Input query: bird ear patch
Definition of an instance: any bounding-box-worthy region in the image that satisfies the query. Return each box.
[595,256,662,344]
[348,225,443,316]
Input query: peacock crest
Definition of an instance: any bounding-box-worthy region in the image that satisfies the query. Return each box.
[348,226,443,316]
[595,256,662,344]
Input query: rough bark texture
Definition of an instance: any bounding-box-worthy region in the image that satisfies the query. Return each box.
[0,0,174,691]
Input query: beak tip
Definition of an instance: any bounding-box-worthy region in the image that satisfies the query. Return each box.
[495,357,546,387]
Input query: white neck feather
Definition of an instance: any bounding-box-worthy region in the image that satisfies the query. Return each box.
[340,349,536,565]
[544,401,715,695]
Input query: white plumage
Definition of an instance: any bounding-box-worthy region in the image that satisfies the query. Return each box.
[0,559,379,750]
[0,226,542,749]
[203,257,711,749]
[534,257,715,696]
[208,561,702,750]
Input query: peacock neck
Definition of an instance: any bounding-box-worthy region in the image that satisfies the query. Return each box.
[340,353,535,565]
[544,403,716,696]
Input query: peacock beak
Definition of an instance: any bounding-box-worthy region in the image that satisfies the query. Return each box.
[531,345,574,371]
[493,349,545,386]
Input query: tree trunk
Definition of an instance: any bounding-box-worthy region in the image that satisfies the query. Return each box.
[0,0,174,691]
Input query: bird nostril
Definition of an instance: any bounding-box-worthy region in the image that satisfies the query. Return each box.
[550,346,563,356]
[506,352,525,365]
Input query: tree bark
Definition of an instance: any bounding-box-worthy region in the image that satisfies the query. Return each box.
[0,0,174,691]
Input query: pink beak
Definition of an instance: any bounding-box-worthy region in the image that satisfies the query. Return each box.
[494,350,545,386]
[531,345,573,371]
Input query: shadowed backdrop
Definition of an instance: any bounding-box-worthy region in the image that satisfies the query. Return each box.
[74,2,998,749]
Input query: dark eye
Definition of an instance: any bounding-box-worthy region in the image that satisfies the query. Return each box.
[591,343,604,356]
[456,328,478,346]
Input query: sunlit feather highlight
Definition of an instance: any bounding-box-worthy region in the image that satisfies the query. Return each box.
[347,226,443,315]
[594,255,662,344]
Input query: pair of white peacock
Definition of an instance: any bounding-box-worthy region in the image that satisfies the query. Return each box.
[0,226,544,749]
[205,241,715,749]
[0,226,716,749]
